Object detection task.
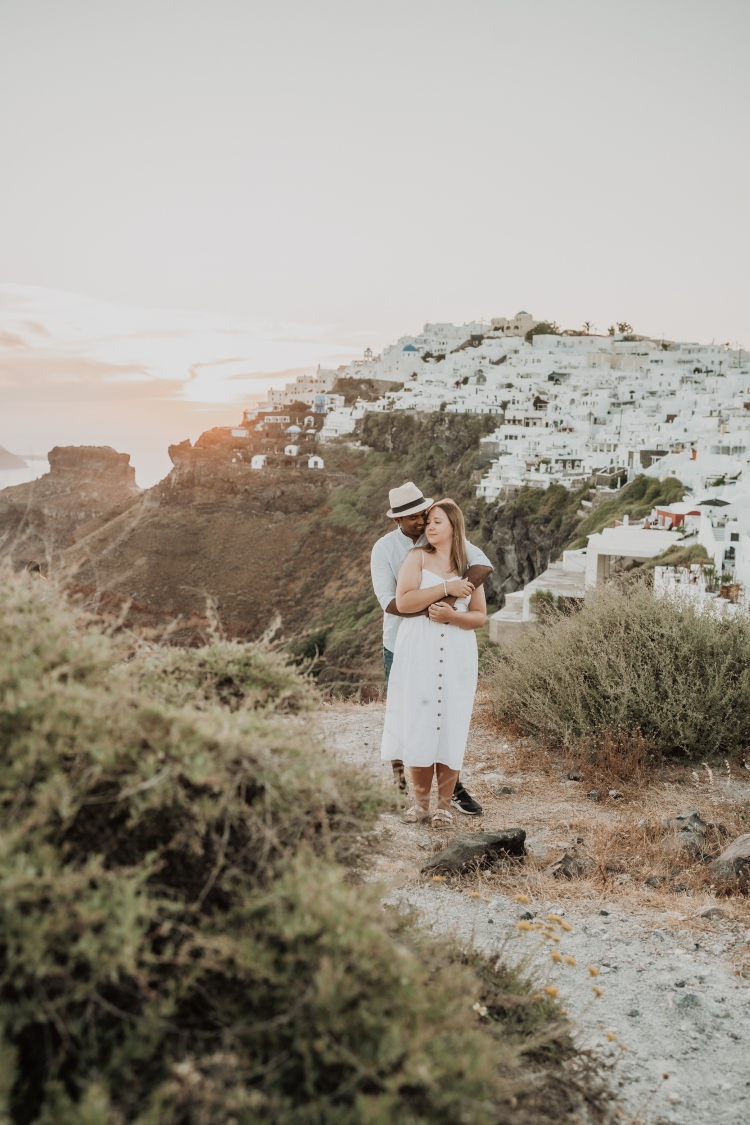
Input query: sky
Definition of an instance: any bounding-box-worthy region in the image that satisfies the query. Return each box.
[1,0,748,485]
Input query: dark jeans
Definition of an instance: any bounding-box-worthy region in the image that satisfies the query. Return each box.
[383,646,394,688]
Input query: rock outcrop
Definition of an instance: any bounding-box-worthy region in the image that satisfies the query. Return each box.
[0,446,139,567]
[421,830,526,874]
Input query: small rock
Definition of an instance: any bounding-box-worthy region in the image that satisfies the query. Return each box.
[567,770,584,781]
[608,788,624,799]
[674,980,686,988]
[550,852,595,880]
[673,883,688,894]
[422,829,527,875]
[676,992,701,1011]
[605,861,625,874]
[645,876,666,888]
[576,836,585,844]
[494,785,515,795]
[662,809,707,834]
[599,909,610,915]
[709,833,750,888]
[587,789,600,802]
[627,1009,640,1017]
[697,905,726,920]
[525,840,549,860]
[519,910,535,920]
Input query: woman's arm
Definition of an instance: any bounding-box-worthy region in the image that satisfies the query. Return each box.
[395,551,443,613]
[427,583,486,630]
[395,552,475,613]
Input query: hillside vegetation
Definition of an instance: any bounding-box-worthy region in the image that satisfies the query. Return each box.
[0,569,606,1125]
[28,412,690,686]
[488,579,750,762]
[299,412,500,677]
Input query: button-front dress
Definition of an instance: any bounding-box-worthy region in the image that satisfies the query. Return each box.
[380,557,478,770]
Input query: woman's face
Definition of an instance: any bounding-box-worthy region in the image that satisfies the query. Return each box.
[425,506,452,548]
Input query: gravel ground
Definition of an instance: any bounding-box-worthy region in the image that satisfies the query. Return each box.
[319,700,750,1125]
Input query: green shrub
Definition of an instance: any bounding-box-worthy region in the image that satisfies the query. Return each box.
[133,635,318,712]
[0,571,606,1124]
[572,475,685,547]
[488,579,750,760]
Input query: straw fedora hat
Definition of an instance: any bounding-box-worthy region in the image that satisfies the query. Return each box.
[386,481,434,518]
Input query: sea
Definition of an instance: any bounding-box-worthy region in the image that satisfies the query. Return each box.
[0,460,50,491]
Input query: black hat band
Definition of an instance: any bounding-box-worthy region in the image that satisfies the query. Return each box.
[391,495,427,513]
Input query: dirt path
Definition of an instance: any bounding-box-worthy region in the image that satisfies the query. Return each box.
[319,699,750,1125]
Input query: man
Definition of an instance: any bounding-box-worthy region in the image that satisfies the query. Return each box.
[370,481,493,816]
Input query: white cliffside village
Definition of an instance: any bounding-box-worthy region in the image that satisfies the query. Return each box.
[246,313,750,629]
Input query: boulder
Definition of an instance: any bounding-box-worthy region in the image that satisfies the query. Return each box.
[587,789,600,802]
[421,829,526,875]
[708,833,750,888]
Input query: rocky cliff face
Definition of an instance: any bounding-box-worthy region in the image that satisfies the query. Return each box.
[65,441,374,666]
[0,446,140,568]
[480,484,585,602]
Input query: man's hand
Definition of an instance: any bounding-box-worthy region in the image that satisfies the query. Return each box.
[428,600,456,624]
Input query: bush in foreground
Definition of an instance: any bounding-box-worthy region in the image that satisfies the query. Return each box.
[489,579,750,761]
[132,631,318,712]
[0,571,606,1124]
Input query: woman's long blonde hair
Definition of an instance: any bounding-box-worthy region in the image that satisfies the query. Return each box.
[423,498,468,576]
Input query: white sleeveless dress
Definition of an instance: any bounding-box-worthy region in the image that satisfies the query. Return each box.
[380,559,478,770]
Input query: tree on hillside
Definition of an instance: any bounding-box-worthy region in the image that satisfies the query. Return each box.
[583,321,595,334]
[525,320,560,343]
[607,325,616,336]
[617,321,633,334]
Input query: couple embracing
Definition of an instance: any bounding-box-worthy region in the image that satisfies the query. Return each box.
[370,483,493,828]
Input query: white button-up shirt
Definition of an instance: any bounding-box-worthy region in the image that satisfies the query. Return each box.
[370,527,492,652]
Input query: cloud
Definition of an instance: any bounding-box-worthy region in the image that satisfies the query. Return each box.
[0,284,363,486]
[0,284,359,404]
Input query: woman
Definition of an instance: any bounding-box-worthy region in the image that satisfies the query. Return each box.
[380,498,486,827]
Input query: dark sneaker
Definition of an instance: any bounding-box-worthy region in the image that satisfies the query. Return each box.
[451,781,482,816]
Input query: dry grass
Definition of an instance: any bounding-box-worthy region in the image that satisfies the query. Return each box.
[424,702,750,944]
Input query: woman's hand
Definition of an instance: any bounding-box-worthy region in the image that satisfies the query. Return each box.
[428,600,457,624]
[445,577,474,599]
